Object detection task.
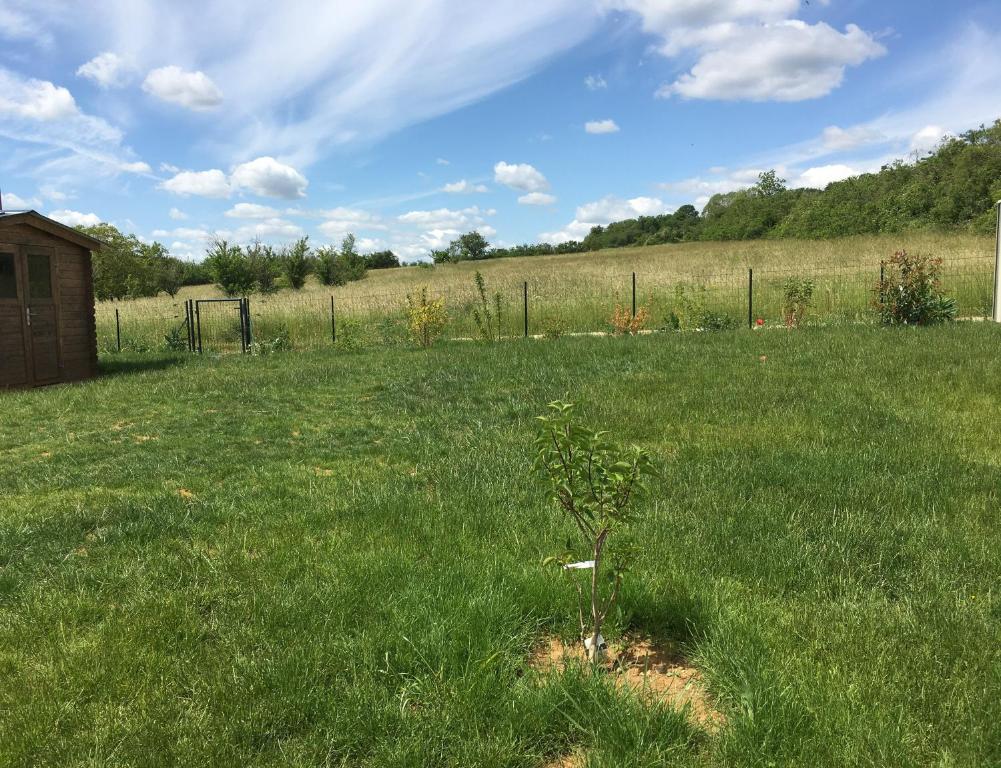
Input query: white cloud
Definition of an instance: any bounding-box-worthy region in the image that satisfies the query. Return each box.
[540,195,671,243]
[795,164,858,189]
[49,209,101,227]
[910,125,949,154]
[659,22,885,102]
[442,179,489,194]
[578,195,670,221]
[40,185,69,202]
[161,169,232,198]
[821,125,886,152]
[658,169,761,208]
[606,2,882,102]
[585,119,619,134]
[230,156,308,199]
[225,202,281,219]
[0,7,50,45]
[3,192,41,209]
[142,65,223,110]
[121,161,152,174]
[518,192,557,206]
[494,161,549,193]
[159,157,307,199]
[77,52,133,89]
[168,207,188,220]
[153,227,214,241]
[160,162,180,174]
[436,158,451,166]
[231,218,303,242]
[0,73,77,121]
[398,205,493,230]
[318,207,386,238]
[584,74,607,90]
[0,68,148,183]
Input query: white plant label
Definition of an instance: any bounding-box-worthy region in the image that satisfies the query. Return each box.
[563,560,596,570]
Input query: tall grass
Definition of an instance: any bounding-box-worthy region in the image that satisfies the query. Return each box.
[96,233,997,353]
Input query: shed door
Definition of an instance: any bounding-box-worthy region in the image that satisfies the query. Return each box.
[0,247,30,387]
[24,248,61,384]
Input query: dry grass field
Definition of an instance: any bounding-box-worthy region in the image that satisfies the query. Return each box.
[96,233,996,353]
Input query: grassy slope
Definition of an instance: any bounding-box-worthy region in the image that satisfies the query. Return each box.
[2,326,1000,767]
[98,232,997,352]
[170,231,995,301]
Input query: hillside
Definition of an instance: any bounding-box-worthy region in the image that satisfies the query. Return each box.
[575,121,1001,251]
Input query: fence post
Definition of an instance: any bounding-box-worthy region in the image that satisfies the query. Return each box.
[115,307,121,352]
[747,268,754,329]
[993,200,1001,323]
[195,301,202,354]
[632,272,637,317]
[240,299,247,354]
[330,296,336,343]
[245,297,253,350]
[186,300,194,352]
[523,281,529,338]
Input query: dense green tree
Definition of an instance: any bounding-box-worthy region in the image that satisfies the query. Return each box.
[78,223,179,300]
[204,240,255,297]
[280,237,312,290]
[246,240,281,294]
[456,231,490,261]
[315,235,367,286]
[364,250,400,269]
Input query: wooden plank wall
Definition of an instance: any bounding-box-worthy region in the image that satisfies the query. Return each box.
[0,222,98,385]
[57,245,98,381]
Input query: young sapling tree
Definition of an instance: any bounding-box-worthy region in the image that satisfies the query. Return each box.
[536,401,656,662]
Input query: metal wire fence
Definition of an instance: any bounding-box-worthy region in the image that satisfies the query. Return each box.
[95,255,997,356]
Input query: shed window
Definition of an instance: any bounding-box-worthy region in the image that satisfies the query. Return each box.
[0,253,16,299]
[27,253,52,299]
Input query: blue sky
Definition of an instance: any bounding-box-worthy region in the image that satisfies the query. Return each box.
[2,0,1001,261]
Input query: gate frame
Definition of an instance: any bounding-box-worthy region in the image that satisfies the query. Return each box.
[193,297,250,354]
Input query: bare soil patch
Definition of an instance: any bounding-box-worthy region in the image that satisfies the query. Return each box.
[529,634,724,731]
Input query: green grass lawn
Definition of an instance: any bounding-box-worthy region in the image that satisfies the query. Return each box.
[2,326,1000,767]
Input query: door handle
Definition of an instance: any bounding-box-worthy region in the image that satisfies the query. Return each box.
[25,307,31,327]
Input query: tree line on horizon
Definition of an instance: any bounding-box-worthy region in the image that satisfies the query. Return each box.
[79,120,1001,300]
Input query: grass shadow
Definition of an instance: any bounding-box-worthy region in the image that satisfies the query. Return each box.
[98,353,190,378]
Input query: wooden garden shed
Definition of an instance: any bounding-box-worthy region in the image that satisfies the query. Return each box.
[0,211,102,389]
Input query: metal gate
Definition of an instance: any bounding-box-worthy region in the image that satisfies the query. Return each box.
[186,298,251,354]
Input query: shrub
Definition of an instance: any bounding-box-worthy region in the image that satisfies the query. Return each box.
[875,250,957,325]
[471,271,504,342]
[405,288,448,348]
[246,241,281,295]
[252,324,293,355]
[782,277,815,327]
[609,305,650,335]
[204,240,255,297]
[536,401,656,661]
[670,283,737,331]
[163,325,188,352]
[317,236,367,286]
[541,316,569,339]
[280,237,312,290]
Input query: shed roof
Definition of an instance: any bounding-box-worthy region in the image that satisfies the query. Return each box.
[0,210,104,250]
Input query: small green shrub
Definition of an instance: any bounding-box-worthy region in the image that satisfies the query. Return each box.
[670,283,738,331]
[536,401,656,661]
[163,325,188,352]
[875,250,957,325]
[471,271,504,342]
[251,325,293,355]
[280,237,312,291]
[541,316,569,339]
[782,277,815,327]
[405,288,448,348]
